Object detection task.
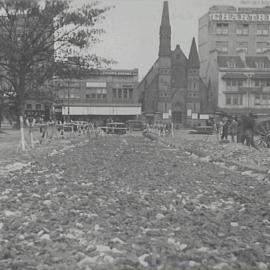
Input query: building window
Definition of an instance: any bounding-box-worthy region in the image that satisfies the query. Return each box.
[216,41,228,54]
[225,94,242,105]
[255,79,267,87]
[236,41,248,53]
[86,94,90,98]
[257,24,269,35]
[26,104,32,110]
[123,88,128,99]
[256,42,269,54]
[129,89,133,99]
[227,60,236,68]
[36,104,41,110]
[226,79,242,89]
[255,61,265,68]
[236,23,249,35]
[262,94,269,104]
[216,23,228,35]
[118,89,122,99]
[255,95,260,105]
[113,88,117,98]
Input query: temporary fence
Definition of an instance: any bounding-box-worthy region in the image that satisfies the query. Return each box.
[146,123,174,138]
[18,121,105,151]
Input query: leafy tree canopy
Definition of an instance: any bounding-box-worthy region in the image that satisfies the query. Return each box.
[0,0,115,116]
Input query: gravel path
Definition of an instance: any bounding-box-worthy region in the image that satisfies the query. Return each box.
[0,135,269,270]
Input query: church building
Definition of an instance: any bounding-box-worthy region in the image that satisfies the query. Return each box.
[138,1,207,125]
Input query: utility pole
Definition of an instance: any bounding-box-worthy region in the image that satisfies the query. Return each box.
[67,80,70,122]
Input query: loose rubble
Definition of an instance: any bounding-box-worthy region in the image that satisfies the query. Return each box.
[0,134,269,269]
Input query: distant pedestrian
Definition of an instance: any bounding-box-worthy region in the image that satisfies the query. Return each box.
[221,118,229,141]
[229,117,238,142]
[244,113,257,149]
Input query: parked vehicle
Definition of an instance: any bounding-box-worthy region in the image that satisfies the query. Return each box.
[103,122,127,135]
[127,120,146,131]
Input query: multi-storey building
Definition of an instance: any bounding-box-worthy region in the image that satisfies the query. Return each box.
[206,51,270,114]
[138,1,207,124]
[199,5,270,83]
[52,68,141,123]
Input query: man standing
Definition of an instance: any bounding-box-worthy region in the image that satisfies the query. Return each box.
[230,117,238,143]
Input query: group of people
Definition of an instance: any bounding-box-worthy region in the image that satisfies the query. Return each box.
[212,113,257,148]
[147,122,173,137]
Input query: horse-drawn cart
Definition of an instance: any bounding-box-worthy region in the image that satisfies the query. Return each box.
[254,116,270,148]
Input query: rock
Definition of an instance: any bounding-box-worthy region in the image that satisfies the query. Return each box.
[200,156,211,162]
[257,262,268,270]
[138,254,149,267]
[179,244,188,251]
[241,170,253,176]
[230,222,239,227]
[110,237,125,244]
[43,200,51,206]
[213,262,229,269]
[103,255,115,264]
[189,261,200,267]
[40,234,50,241]
[156,213,165,220]
[77,256,99,268]
[4,210,21,217]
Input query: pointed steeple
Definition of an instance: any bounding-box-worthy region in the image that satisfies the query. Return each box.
[161,1,170,26]
[188,37,200,69]
[159,1,171,57]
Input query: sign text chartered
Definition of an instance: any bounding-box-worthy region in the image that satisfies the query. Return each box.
[210,13,270,21]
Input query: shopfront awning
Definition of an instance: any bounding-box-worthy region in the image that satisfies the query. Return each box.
[222,73,247,80]
[62,106,141,116]
[251,73,270,79]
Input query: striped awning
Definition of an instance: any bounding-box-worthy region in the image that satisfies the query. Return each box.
[222,73,247,80]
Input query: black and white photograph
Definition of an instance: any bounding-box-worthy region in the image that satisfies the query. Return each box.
[0,0,270,269]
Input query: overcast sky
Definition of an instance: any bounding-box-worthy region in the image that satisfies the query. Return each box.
[89,0,269,79]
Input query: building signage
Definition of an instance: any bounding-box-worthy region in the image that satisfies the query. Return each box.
[210,12,270,22]
[101,70,136,76]
[86,82,106,88]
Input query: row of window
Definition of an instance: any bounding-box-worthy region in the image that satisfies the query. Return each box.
[216,41,270,55]
[216,23,269,35]
[255,94,270,105]
[112,88,133,99]
[225,94,270,105]
[85,93,107,99]
[224,59,266,68]
[26,104,42,110]
[225,79,270,88]
[225,94,243,105]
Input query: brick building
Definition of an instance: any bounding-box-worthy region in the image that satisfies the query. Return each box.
[52,68,141,123]
[138,1,207,125]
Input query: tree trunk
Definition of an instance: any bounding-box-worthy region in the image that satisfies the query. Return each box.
[17,72,27,150]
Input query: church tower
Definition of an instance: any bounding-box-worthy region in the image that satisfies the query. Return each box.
[157,1,172,115]
[159,1,171,57]
[186,37,201,113]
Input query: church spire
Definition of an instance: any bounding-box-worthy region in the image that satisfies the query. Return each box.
[188,37,200,69]
[159,1,171,57]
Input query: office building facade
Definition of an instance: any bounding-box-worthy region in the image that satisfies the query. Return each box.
[52,68,141,123]
[199,5,270,82]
